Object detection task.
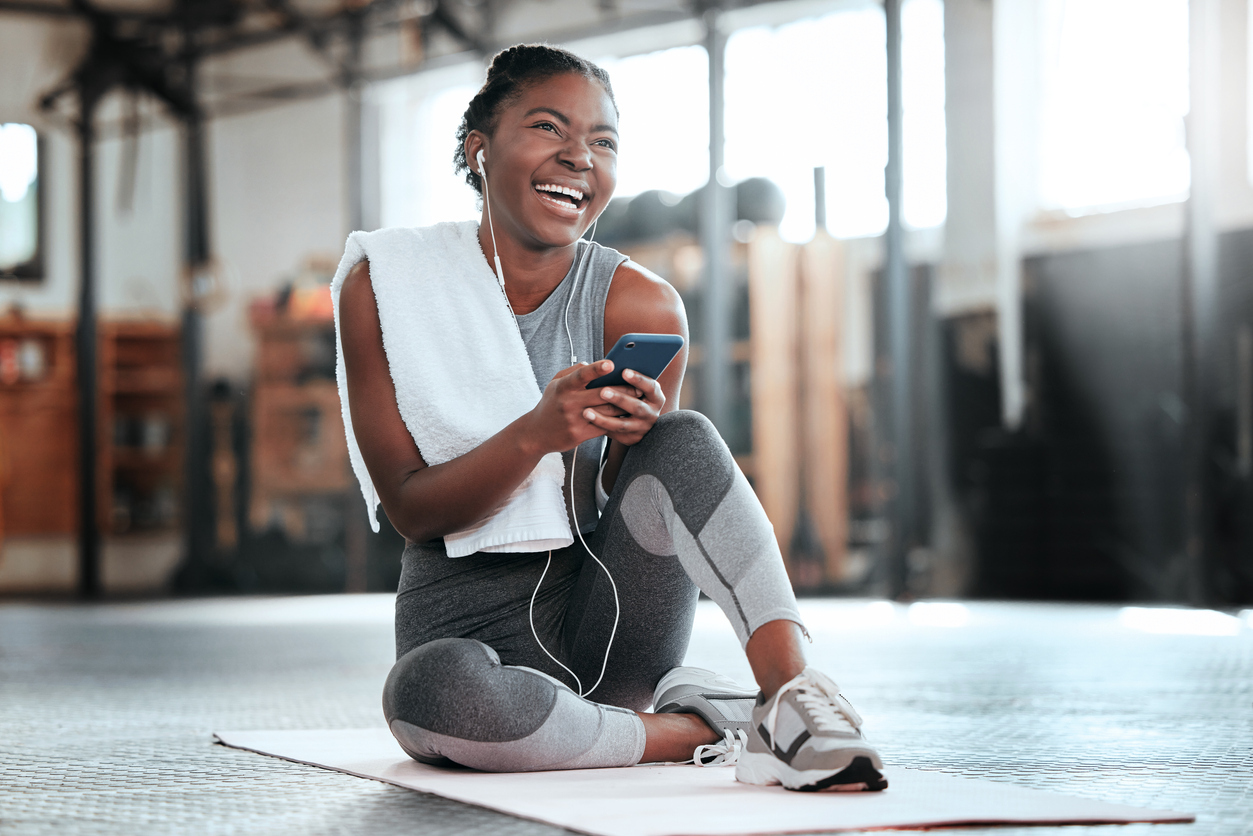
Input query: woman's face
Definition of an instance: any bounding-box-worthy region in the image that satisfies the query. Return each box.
[472,72,618,250]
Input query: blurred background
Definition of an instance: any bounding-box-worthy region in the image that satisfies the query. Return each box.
[0,0,1248,607]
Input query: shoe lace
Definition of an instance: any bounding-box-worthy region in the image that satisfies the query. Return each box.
[692,728,748,767]
[764,668,863,741]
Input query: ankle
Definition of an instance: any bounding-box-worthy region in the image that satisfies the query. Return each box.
[745,620,808,700]
[758,667,803,701]
[638,712,720,763]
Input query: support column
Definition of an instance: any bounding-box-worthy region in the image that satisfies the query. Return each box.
[182,102,211,576]
[344,14,372,592]
[77,93,100,598]
[882,0,911,597]
[992,0,1039,430]
[700,7,733,434]
[1181,0,1222,604]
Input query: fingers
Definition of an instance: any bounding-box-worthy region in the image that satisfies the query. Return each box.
[620,369,664,405]
[581,407,649,436]
[596,385,650,419]
[550,359,612,383]
[574,359,613,387]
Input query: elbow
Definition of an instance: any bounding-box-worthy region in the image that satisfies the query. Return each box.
[385,469,452,545]
[387,505,441,546]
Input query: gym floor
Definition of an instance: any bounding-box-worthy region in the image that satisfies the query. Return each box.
[1,594,1249,835]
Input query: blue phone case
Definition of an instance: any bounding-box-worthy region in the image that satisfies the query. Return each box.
[586,333,685,389]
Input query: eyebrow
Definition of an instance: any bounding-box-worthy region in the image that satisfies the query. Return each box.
[522,106,619,136]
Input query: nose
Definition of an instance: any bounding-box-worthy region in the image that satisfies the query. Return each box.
[558,138,593,171]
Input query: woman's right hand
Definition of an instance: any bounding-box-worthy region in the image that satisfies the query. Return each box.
[525,359,619,454]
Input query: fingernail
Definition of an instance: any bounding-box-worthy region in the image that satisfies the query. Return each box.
[623,370,634,379]
[584,409,596,420]
[603,388,614,398]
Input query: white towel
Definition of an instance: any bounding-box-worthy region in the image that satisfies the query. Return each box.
[330,220,573,557]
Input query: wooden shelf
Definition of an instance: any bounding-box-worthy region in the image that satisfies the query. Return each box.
[0,318,184,541]
[111,447,180,470]
[99,321,183,536]
[248,314,348,540]
[0,318,77,536]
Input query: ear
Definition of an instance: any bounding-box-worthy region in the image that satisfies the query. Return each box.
[465,132,488,173]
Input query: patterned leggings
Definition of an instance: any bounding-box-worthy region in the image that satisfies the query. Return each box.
[384,410,803,771]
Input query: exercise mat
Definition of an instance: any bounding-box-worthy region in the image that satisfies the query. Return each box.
[215,728,1193,836]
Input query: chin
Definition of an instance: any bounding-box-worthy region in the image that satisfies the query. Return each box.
[526,218,592,249]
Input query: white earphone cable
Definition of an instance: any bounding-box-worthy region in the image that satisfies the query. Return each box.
[529,548,584,695]
[479,152,517,325]
[481,155,617,698]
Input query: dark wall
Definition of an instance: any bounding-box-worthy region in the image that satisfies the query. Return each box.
[951,229,1253,604]
[1021,237,1187,600]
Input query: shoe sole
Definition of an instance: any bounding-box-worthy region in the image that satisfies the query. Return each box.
[736,750,888,792]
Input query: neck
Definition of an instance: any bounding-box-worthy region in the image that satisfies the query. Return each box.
[478,211,579,316]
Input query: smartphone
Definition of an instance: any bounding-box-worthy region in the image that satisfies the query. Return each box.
[586,333,685,390]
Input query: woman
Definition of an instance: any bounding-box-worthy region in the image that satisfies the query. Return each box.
[335,44,885,792]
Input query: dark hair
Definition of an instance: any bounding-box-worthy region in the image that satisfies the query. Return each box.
[454,44,617,197]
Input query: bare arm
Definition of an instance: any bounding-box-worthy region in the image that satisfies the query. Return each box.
[592,260,690,494]
[339,260,617,544]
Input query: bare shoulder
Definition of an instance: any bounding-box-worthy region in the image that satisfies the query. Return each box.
[604,259,687,342]
[339,259,373,312]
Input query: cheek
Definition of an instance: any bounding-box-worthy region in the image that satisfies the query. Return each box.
[595,162,617,201]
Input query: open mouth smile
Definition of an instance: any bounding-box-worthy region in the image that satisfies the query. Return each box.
[534,183,589,215]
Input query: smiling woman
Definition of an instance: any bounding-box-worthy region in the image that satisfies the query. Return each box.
[334,44,887,792]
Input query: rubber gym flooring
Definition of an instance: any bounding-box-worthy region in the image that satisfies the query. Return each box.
[1,594,1249,835]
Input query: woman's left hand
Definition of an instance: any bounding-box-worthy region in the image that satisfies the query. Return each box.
[583,368,665,446]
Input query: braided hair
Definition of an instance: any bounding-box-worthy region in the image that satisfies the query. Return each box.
[454,44,617,197]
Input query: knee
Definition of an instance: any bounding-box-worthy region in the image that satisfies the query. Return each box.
[382,637,559,744]
[637,409,731,466]
[383,638,486,726]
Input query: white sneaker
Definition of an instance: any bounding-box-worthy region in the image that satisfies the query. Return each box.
[653,666,758,733]
[692,728,749,767]
[735,666,887,792]
[653,666,758,765]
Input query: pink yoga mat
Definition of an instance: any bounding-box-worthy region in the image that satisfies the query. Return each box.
[215,728,1193,836]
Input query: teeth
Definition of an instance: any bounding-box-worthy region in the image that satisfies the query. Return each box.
[536,184,584,202]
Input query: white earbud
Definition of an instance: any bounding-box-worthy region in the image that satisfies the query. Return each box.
[476,147,508,295]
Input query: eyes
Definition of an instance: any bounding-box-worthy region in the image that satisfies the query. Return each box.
[531,121,617,152]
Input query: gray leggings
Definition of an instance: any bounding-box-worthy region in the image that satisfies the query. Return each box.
[384,410,803,771]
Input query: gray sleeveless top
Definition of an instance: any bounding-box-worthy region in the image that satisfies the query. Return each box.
[515,239,628,534]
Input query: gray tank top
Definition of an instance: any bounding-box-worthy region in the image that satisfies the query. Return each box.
[514,239,628,534]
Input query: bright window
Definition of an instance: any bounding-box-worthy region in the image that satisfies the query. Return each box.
[376,2,948,243]
[377,65,482,229]
[726,0,946,242]
[597,46,710,200]
[0,123,40,276]
[1038,0,1190,212]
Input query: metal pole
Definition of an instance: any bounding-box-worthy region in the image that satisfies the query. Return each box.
[813,166,826,231]
[344,15,371,592]
[701,6,732,433]
[883,0,911,597]
[346,15,364,232]
[1180,0,1220,604]
[77,93,100,598]
[183,48,210,572]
